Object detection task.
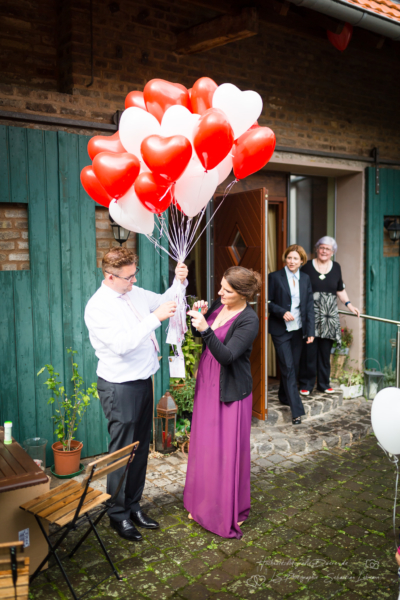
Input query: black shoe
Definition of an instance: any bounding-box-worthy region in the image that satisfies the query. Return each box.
[292,416,302,425]
[130,509,159,529]
[110,518,142,541]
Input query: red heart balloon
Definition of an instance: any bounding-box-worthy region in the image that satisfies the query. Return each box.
[93,152,140,199]
[80,166,112,207]
[141,135,192,183]
[190,77,218,115]
[87,132,125,160]
[327,22,353,52]
[144,79,191,123]
[125,90,146,111]
[193,108,234,171]
[134,172,174,214]
[232,127,276,180]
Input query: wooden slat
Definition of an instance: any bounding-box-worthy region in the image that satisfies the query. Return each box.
[27,129,54,462]
[45,131,64,464]
[0,126,10,203]
[47,489,102,524]
[20,481,78,511]
[0,273,19,440]
[78,134,102,457]
[13,272,36,445]
[24,482,81,515]
[8,127,28,204]
[85,442,139,472]
[55,493,110,527]
[37,486,90,519]
[0,543,23,555]
[85,455,130,483]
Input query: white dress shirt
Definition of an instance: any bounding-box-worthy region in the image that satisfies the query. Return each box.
[84,278,187,383]
[284,266,302,332]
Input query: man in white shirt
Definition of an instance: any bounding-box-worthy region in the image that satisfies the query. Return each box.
[85,247,188,541]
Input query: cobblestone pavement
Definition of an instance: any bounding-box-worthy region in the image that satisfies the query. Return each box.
[31,432,400,600]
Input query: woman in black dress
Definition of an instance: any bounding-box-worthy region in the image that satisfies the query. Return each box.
[299,236,360,396]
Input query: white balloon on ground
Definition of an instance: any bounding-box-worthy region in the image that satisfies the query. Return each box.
[371,387,400,455]
[119,107,160,158]
[161,106,200,147]
[215,153,233,185]
[109,186,154,235]
[212,83,263,140]
[175,161,218,218]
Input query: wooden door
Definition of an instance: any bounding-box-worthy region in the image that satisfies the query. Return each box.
[366,167,400,367]
[214,188,266,420]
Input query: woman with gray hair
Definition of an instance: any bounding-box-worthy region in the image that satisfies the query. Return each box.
[299,236,360,396]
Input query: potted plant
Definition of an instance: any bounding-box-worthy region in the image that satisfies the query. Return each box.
[330,326,353,380]
[338,368,364,399]
[174,418,191,454]
[38,348,98,476]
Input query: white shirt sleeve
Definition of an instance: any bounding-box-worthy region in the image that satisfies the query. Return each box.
[84,305,161,357]
[143,277,188,312]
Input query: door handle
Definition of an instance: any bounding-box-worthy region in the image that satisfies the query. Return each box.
[249,294,260,315]
[370,265,375,292]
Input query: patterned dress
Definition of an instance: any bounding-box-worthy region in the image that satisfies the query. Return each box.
[301,260,345,345]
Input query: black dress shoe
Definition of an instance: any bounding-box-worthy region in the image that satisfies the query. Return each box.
[110,518,142,541]
[130,509,159,529]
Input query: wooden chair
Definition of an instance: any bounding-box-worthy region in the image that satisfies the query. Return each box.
[0,542,29,599]
[20,441,139,600]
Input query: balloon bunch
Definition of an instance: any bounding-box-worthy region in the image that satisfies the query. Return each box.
[81,77,276,262]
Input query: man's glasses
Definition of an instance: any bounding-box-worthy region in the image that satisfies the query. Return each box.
[105,268,140,282]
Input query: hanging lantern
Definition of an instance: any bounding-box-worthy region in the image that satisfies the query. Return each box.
[364,359,384,400]
[155,391,177,453]
[109,214,130,246]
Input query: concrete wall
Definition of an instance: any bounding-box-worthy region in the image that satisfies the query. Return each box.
[336,171,365,368]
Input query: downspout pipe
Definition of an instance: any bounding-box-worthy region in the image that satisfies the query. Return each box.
[288,0,400,40]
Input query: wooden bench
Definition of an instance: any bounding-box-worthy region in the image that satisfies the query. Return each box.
[0,542,29,599]
[20,441,139,600]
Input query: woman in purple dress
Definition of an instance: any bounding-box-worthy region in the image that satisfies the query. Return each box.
[185,266,260,539]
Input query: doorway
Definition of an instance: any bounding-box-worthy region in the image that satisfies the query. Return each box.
[213,188,267,420]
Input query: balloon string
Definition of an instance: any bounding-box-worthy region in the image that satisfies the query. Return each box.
[185,178,238,256]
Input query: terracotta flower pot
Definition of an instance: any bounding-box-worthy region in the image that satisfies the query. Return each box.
[52,440,83,476]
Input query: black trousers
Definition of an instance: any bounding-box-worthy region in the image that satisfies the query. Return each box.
[271,328,305,419]
[97,376,153,521]
[299,337,333,392]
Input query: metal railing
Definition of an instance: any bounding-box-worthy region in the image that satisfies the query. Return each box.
[338,310,400,387]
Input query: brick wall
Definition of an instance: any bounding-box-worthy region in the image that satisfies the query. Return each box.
[0,204,29,270]
[0,0,399,159]
[95,206,136,268]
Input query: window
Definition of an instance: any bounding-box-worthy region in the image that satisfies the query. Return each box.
[0,203,29,271]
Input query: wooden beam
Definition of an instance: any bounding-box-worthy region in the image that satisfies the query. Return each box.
[176,7,259,55]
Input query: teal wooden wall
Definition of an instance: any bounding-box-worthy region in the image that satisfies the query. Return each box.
[366,167,400,369]
[0,125,170,464]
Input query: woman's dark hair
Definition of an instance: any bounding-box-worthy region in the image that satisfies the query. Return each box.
[223,266,262,301]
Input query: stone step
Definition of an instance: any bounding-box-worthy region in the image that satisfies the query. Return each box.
[250,395,372,457]
[253,385,344,427]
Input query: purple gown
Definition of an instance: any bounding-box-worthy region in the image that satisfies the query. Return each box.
[183,305,253,539]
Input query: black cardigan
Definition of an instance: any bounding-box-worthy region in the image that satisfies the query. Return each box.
[193,298,259,403]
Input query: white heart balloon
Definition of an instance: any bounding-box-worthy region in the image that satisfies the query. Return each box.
[212,83,263,140]
[161,106,200,147]
[175,161,218,218]
[371,387,400,455]
[109,187,154,235]
[119,107,160,159]
[216,153,233,185]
